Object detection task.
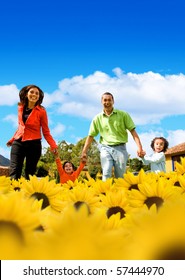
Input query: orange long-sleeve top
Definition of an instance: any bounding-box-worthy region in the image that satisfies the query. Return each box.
[55,158,86,184]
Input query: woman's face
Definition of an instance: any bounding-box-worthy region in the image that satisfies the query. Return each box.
[27,87,40,105]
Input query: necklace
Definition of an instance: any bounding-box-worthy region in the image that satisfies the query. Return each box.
[25,107,32,112]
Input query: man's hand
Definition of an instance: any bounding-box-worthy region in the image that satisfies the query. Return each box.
[137,149,146,158]
[81,152,87,163]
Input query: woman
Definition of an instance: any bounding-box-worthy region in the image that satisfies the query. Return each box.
[7,85,58,180]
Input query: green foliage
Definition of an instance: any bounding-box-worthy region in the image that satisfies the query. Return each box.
[36,161,49,177]
[127,157,150,172]
[35,138,101,180]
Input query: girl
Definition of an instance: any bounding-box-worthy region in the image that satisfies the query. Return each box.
[7,85,58,180]
[141,137,169,173]
[55,155,86,184]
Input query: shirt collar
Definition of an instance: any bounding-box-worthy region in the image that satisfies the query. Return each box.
[102,108,117,116]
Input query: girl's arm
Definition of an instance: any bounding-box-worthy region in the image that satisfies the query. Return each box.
[74,161,86,178]
[55,157,64,175]
[142,152,165,164]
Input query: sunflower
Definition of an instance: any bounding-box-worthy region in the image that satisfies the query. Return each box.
[0,175,11,194]
[124,198,185,260]
[175,157,185,175]
[9,177,27,192]
[61,185,101,214]
[25,205,102,259]
[176,174,185,193]
[33,204,130,260]
[0,191,41,259]
[61,178,80,190]
[128,176,181,210]
[81,177,97,188]
[90,178,115,197]
[100,189,135,221]
[61,178,91,190]
[114,169,157,193]
[22,175,64,212]
[163,171,183,187]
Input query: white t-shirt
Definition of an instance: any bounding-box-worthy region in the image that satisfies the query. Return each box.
[142,152,166,173]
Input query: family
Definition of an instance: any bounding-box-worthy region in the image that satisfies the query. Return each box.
[6,84,169,184]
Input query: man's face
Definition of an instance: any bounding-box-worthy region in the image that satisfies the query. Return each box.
[101,94,114,110]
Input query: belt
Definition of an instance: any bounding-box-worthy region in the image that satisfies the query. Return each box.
[107,143,125,147]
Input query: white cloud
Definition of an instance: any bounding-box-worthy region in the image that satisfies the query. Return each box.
[2,70,185,126]
[41,122,66,150]
[43,69,185,125]
[3,114,18,127]
[0,84,19,105]
[51,123,66,137]
[167,129,185,147]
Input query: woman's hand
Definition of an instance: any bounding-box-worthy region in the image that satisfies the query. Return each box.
[6,141,12,147]
[51,148,58,156]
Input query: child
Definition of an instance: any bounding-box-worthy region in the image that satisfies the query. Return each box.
[55,154,86,184]
[140,137,169,173]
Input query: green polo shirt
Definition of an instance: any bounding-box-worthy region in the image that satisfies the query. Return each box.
[88,109,136,145]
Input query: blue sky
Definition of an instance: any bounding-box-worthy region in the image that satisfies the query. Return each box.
[1,0,185,159]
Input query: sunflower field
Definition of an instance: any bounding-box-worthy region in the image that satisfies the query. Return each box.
[1,158,185,260]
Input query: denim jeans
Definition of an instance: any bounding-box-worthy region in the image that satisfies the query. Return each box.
[10,139,41,180]
[99,144,128,181]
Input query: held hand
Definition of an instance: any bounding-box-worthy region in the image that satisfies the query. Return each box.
[6,141,12,147]
[81,152,87,163]
[81,156,87,164]
[137,149,146,158]
[51,148,58,156]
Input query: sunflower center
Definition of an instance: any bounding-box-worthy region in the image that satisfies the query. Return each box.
[144,196,164,209]
[174,181,181,187]
[106,206,126,219]
[74,201,91,214]
[129,184,139,190]
[0,220,24,243]
[35,225,45,231]
[14,187,21,191]
[31,192,50,209]
[155,243,185,260]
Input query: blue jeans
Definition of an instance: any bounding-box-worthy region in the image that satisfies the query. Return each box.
[99,144,128,181]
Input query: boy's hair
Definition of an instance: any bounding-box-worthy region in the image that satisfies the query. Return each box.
[150,137,169,152]
[63,161,76,170]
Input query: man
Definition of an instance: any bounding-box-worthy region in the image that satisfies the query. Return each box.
[81,92,144,181]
